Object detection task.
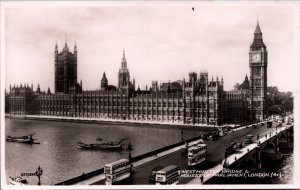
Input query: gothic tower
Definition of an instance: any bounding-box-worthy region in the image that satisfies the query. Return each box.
[54,40,78,94]
[101,72,108,90]
[249,21,267,121]
[118,50,130,91]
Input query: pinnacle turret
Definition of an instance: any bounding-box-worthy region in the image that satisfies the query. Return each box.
[63,34,69,52]
[55,41,58,52]
[74,41,77,53]
[121,50,127,69]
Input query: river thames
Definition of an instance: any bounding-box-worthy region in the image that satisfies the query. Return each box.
[5,118,204,185]
[5,118,293,185]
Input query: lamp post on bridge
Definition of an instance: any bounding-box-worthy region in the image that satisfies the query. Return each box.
[126,142,134,175]
[224,147,228,168]
[181,129,184,142]
[126,142,133,162]
[36,166,43,186]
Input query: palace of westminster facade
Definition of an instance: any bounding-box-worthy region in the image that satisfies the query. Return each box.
[5,22,267,126]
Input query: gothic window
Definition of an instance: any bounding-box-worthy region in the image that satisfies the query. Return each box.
[57,81,64,92]
[58,67,64,76]
[69,67,73,76]
[254,79,261,86]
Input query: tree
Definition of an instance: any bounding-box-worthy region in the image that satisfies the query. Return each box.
[266,86,293,115]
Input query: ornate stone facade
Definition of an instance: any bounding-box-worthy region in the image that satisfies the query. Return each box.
[249,21,268,121]
[6,22,267,125]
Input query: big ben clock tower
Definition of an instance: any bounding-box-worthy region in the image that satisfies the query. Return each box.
[249,21,267,121]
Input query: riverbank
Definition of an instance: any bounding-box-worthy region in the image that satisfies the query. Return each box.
[7,114,229,131]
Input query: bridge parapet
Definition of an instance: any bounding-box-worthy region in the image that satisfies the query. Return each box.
[222,125,292,173]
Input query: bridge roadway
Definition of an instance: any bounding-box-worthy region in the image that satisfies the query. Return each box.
[92,122,283,185]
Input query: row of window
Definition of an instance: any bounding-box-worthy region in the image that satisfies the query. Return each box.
[112,168,130,179]
[189,154,206,163]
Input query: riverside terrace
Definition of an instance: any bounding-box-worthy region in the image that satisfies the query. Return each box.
[55,120,293,185]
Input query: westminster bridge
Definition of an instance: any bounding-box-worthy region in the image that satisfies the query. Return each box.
[55,121,293,185]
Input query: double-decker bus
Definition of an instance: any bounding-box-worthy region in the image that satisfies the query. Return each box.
[104,159,132,185]
[149,166,164,183]
[155,165,180,185]
[267,121,273,128]
[245,135,254,144]
[188,144,207,167]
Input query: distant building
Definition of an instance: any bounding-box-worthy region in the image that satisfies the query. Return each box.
[118,50,135,92]
[6,21,268,125]
[239,75,250,91]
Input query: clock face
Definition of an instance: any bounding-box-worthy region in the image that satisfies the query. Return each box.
[252,54,261,63]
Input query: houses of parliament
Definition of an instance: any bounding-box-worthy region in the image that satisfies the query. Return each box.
[5,21,267,126]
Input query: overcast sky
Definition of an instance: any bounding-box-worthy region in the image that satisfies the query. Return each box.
[4,2,299,92]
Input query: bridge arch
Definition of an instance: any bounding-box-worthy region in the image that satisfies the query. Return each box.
[262,142,276,154]
[278,133,288,144]
[278,133,287,140]
[246,158,256,172]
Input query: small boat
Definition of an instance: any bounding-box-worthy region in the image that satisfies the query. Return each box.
[6,133,40,144]
[77,138,128,150]
[8,176,28,185]
[77,141,123,150]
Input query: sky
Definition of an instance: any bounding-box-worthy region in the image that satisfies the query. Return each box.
[3,2,299,92]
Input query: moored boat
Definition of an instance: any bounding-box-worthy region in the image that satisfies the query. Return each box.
[77,141,123,150]
[77,138,128,150]
[6,133,40,144]
[8,176,28,185]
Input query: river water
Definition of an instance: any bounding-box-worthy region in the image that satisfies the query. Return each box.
[5,118,204,185]
[5,119,293,185]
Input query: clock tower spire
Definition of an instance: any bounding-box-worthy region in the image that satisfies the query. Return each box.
[249,20,268,121]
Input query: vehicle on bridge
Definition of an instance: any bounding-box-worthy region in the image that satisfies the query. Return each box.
[188,144,207,167]
[277,122,282,128]
[104,158,132,185]
[149,166,164,183]
[218,127,224,137]
[267,121,273,128]
[212,131,219,140]
[155,165,180,185]
[225,142,238,153]
[245,135,254,144]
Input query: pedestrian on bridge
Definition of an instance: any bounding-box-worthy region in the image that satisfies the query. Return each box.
[200,175,204,183]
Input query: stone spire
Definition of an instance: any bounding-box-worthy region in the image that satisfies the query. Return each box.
[63,34,69,51]
[254,20,262,35]
[121,49,127,69]
[74,41,77,55]
[221,76,224,86]
[251,20,265,49]
[55,41,58,52]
